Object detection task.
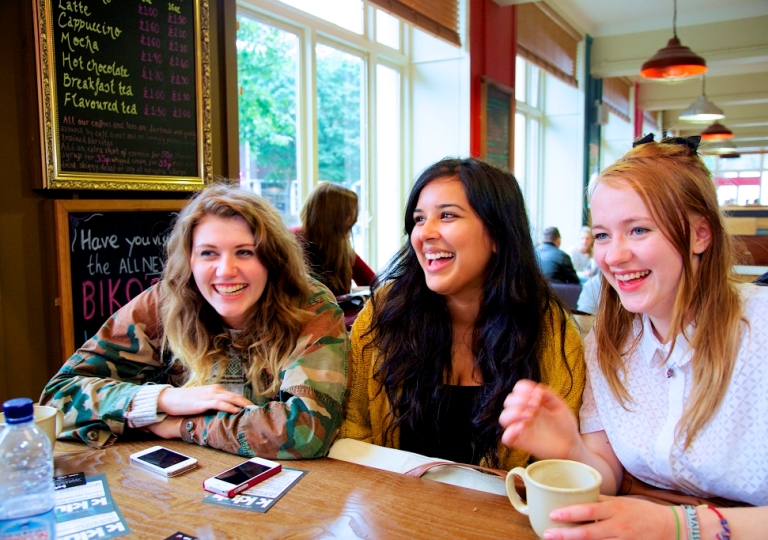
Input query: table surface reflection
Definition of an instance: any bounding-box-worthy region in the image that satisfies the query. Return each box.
[54,439,537,539]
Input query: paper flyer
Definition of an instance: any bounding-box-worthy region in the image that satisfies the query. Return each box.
[202,468,306,513]
[54,473,131,540]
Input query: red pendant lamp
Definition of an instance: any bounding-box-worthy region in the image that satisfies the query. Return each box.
[700,122,734,141]
[640,0,707,80]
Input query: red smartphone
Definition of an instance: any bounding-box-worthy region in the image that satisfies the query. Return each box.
[202,457,282,497]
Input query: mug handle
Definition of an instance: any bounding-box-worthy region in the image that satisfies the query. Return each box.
[506,467,529,515]
[54,409,64,439]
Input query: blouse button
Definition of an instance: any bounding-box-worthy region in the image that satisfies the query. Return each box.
[185,421,194,432]
[86,430,98,441]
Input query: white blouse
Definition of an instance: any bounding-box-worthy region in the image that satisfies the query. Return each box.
[580,283,768,505]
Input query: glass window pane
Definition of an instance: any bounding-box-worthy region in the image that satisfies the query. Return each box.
[278,0,363,34]
[738,185,760,206]
[529,64,540,108]
[514,112,526,184]
[718,185,737,206]
[237,15,299,225]
[376,9,400,49]
[529,117,540,190]
[516,57,527,104]
[376,64,401,269]
[718,154,762,170]
[316,43,365,251]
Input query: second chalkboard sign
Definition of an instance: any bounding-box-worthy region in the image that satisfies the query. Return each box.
[34,0,211,190]
[54,199,187,360]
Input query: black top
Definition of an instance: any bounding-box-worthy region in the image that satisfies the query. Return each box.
[399,385,482,465]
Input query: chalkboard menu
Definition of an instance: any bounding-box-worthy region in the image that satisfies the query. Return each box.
[34,0,211,190]
[54,200,187,359]
[480,77,514,171]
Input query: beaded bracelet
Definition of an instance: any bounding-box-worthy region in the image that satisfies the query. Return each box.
[698,505,731,540]
[669,506,681,540]
[682,505,701,540]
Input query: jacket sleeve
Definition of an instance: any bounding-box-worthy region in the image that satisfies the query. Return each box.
[180,283,349,459]
[338,300,375,442]
[560,253,582,284]
[39,287,170,448]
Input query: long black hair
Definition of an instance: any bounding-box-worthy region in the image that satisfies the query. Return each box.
[368,157,571,467]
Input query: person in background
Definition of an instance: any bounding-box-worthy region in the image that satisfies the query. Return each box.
[535,227,580,284]
[576,271,601,315]
[567,226,598,281]
[341,158,585,470]
[41,184,348,459]
[295,182,374,296]
[500,136,768,539]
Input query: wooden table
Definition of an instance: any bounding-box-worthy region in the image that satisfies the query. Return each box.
[54,439,538,539]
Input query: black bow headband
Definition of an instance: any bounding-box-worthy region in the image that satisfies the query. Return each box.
[632,133,701,154]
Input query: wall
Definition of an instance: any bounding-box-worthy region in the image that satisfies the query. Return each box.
[468,0,515,158]
[0,0,230,404]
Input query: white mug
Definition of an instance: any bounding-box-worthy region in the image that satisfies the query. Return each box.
[0,404,64,448]
[506,459,602,538]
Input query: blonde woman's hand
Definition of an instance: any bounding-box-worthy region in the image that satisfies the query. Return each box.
[540,496,678,540]
[499,379,581,460]
[144,416,184,439]
[157,385,254,416]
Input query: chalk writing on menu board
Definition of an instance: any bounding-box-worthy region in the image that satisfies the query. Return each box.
[67,210,177,347]
[485,85,511,170]
[48,0,203,180]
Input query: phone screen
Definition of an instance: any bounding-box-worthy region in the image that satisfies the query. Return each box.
[139,448,189,469]
[215,461,271,485]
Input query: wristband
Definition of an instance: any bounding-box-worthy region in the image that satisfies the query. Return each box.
[698,505,731,540]
[682,505,700,540]
[669,506,681,540]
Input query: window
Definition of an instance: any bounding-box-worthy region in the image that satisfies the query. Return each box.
[514,56,543,201]
[236,0,409,268]
[707,152,768,206]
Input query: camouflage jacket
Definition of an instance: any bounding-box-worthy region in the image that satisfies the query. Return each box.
[40,281,348,459]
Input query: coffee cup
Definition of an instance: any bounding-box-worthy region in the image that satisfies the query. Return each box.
[506,459,602,538]
[0,404,63,448]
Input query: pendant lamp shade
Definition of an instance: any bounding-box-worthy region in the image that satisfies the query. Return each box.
[706,139,738,154]
[640,37,707,80]
[700,122,733,141]
[679,77,724,122]
[639,0,707,81]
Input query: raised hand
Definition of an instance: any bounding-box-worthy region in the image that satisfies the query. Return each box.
[157,385,254,416]
[499,379,581,460]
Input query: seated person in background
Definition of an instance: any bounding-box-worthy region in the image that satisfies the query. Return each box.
[341,158,585,470]
[567,226,598,281]
[294,182,374,296]
[41,185,348,459]
[576,271,601,315]
[535,227,580,284]
[500,136,768,538]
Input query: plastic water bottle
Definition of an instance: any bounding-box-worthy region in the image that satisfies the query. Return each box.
[0,398,56,540]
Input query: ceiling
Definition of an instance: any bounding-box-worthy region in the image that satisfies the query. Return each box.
[493,0,768,153]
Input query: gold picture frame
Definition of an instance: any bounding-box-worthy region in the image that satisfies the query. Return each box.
[33,0,211,191]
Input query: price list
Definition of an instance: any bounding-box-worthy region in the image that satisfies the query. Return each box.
[53,0,199,177]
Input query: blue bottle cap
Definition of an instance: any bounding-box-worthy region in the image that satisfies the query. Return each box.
[2,398,34,424]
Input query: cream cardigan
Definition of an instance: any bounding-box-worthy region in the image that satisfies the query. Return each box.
[340,297,586,470]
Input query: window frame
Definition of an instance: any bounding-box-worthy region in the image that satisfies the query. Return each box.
[236,0,410,269]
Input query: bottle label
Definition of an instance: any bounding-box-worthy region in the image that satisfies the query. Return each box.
[0,512,55,540]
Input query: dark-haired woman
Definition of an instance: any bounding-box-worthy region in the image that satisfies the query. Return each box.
[340,158,584,470]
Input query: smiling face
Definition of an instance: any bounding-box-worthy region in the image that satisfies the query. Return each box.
[190,214,268,329]
[410,177,495,303]
[591,181,713,340]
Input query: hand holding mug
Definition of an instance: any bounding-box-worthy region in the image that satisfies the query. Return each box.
[506,459,601,538]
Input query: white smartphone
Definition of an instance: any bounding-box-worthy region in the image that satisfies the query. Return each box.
[202,457,282,497]
[129,446,198,477]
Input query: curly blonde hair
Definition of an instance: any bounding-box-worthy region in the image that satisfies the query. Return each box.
[160,184,311,397]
